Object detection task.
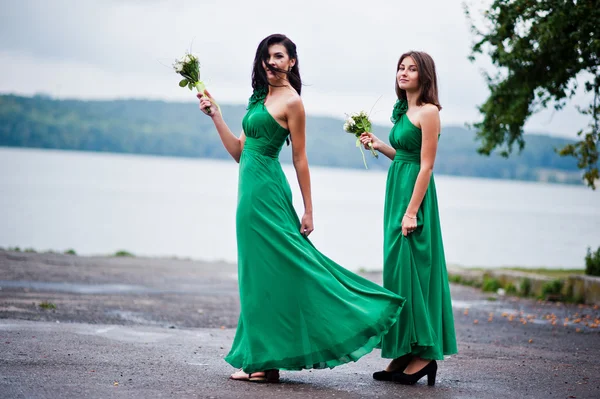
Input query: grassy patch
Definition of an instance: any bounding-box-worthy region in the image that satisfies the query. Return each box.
[519,278,532,297]
[114,250,134,257]
[64,249,77,255]
[39,301,57,310]
[482,276,502,292]
[541,279,564,301]
[461,266,583,278]
[500,267,584,278]
[450,266,592,304]
[448,273,482,288]
[505,282,518,295]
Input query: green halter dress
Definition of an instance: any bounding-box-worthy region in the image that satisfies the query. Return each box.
[224,89,405,373]
[379,100,457,360]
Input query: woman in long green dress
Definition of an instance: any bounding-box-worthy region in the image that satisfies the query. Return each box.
[360,51,457,386]
[197,34,405,383]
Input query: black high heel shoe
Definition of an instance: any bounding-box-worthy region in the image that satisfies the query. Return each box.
[372,354,412,381]
[392,360,437,386]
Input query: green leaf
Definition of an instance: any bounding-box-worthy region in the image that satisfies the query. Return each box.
[188,82,193,91]
[179,79,188,88]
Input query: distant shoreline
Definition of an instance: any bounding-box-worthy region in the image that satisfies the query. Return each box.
[0,145,584,187]
[0,93,583,185]
[0,247,585,272]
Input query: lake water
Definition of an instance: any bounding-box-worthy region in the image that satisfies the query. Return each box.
[1,147,599,270]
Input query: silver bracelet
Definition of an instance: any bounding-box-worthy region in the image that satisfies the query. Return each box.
[404,213,416,219]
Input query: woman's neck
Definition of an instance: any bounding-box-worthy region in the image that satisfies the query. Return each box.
[406,89,421,108]
[267,80,291,95]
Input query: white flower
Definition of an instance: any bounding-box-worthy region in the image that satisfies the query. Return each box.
[343,122,350,132]
[347,118,356,126]
[183,54,192,64]
[174,62,183,72]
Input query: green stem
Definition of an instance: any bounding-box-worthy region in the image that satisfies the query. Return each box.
[368,142,379,158]
[356,138,368,169]
[360,146,368,169]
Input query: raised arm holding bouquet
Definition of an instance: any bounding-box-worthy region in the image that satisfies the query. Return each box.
[173,52,220,115]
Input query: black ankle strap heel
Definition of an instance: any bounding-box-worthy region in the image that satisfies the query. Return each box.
[392,360,437,386]
[372,354,412,381]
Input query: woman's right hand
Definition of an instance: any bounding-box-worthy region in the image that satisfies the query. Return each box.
[197,90,219,118]
[359,132,382,151]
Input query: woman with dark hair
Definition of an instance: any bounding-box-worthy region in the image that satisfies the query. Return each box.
[360,51,457,386]
[197,34,404,383]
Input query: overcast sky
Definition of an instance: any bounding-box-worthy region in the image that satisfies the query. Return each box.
[0,0,592,137]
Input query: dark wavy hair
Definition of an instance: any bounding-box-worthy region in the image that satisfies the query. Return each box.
[395,51,441,110]
[252,34,302,95]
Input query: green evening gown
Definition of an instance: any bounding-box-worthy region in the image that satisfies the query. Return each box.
[379,103,457,361]
[223,89,406,373]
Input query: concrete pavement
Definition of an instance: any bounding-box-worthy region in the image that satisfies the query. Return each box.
[1,250,599,398]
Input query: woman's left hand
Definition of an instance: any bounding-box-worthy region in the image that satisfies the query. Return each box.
[401,214,417,236]
[300,212,314,237]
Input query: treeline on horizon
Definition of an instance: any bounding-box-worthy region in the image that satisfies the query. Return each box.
[0,94,582,184]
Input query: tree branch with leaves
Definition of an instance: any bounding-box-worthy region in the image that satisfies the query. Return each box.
[465,0,600,189]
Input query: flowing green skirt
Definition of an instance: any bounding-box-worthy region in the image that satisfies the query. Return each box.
[380,160,457,360]
[224,149,405,373]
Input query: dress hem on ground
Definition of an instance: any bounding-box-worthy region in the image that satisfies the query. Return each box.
[224,297,405,373]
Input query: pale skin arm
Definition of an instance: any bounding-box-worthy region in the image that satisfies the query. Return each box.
[286,96,314,236]
[198,91,245,163]
[401,105,441,236]
[359,132,397,160]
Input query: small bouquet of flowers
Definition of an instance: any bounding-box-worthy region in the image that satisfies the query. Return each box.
[344,111,378,169]
[173,52,220,114]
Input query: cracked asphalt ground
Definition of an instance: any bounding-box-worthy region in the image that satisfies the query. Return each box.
[1,250,599,398]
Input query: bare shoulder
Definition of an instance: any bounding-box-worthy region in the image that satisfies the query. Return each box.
[286,92,304,114]
[420,103,440,119]
[419,104,440,138]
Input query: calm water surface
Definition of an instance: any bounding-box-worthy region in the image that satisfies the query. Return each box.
[1,147,599,270]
